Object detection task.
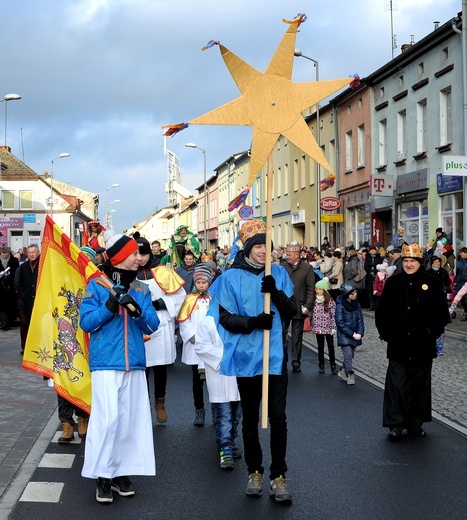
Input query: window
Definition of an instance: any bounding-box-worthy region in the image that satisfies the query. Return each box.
[442,47,448,61]
[255,178,260,206]
[301,154,306,189]
[20,190,33,210]
[2,190,14,209]
[440,87,452,145]
[357,124,365,167]
[418,62,424,76]
[378,119,387,166]
[276,167,281,198]
[398,75,404,87]
[162,222,168,234]
[358,98,362,108]
[397,110,407,159]
[345,131,353,171]
[293,158,299,192]
[284,163,289,195]
[398,200,429,246]
[347,105,351,115]
[416,99,427,153]
[379,87,385,99]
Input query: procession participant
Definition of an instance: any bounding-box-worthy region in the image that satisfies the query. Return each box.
[171,224,200,264]
[135,234,185,423]
[80,233,160,503]
[210,219,297,502]
[0,246,19,330]
[87,220,106,251]
[375,243,450,441]
[177,263,213,427]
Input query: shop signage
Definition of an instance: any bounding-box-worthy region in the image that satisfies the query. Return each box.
[443,156,467,176]
[320,197,341,211]
[321,214,344,223]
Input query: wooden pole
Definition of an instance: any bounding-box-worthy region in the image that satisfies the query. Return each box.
[261,153,274,429]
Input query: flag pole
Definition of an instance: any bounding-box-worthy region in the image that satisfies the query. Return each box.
[261,153,274,429]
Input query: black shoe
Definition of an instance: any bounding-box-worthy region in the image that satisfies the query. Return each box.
[407,426,427,438]
[96,478,113,503]
[461,313,467,321]
[111,476,135,496]
[292,366,301,373]
[388,428,405,441]
[330,364,338,375]
[319,366,325,374]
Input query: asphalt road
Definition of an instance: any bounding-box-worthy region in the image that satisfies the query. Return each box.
[6,337,467,520]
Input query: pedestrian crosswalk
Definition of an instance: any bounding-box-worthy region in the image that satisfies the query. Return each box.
[19,428,83,504]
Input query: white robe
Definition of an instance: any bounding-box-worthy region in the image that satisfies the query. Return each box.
[82,370,155,479]
[179,296,210,366]
[194,315,240,403]
[140,276,185,366]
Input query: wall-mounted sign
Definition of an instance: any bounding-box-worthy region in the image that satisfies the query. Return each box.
[321,214,344,223]
[320,197,341,211]
[369,174,395,196]
[443,156,467,176]
[23,214,36,223]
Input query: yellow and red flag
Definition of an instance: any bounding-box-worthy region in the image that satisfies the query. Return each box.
[22,216,99,414]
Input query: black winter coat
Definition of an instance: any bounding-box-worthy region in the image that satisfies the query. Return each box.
[375,268,450,361]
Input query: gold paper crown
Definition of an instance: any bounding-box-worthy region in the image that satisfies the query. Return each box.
[286,241,301,252]
[239,219,267,244]
[401,243,423,259]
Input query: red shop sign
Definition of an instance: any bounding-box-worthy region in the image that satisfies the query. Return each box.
[320,197,342,211]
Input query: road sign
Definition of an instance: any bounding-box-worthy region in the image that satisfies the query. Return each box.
[238,205,254,220]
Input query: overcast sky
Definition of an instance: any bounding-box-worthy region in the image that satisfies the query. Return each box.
[2,0,460,233]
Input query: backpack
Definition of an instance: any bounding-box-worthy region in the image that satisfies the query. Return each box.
[353,262,366,283]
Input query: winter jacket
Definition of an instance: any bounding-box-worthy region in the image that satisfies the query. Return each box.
[280,258,315,317]
[310,297,336,335]
[327,258,344,289]
[335,295,364,347]
[80,277,160,371]
[375,268,450,361]
[343,254,364,289]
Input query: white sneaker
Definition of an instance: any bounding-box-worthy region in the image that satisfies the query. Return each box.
[338,368,348,381]
[347,372,355,385]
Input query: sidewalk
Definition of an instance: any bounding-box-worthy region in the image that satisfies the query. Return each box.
[303,309,467,435]
[0,326,58,502]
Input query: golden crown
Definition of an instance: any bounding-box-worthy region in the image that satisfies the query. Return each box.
[286,241,301,252]
[401,243,423,259]
[239,219,267,244]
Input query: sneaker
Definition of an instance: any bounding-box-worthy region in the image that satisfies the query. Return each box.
[246,471,264,496]
[96,477,113,503]
[338,368,348,382]
[232,445,242,459]
[194,408,205,426]
[111,476,135,497]
[269,475,292,503]
[219,448,234,470]
[347,372,355,385]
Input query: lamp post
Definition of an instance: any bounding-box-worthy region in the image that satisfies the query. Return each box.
[105,184,120,228]
[0,93,22,147]
[294,49,322,247]
[107,199,120,228]
[50,153,71,220]
[185,143,207,248]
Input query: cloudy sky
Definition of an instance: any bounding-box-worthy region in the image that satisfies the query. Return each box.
[2,0,460,233]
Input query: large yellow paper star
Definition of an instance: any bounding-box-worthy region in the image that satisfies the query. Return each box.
[190,22,351,187]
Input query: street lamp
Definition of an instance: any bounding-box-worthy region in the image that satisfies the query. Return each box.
[50,153,71,220]
[0,93,22,147]
[105,184,120,228]
[294,49,322,247]
[185,143,208,247]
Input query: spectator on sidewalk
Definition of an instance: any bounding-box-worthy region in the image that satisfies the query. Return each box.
[280,241,315,373]
[0,246,20,330]
[15,244,40,355]
[375,243,450,441]
[335,282,364,385]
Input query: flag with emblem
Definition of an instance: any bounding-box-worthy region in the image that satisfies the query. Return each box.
[21,216,100,413]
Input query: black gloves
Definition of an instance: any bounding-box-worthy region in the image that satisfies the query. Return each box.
[118,294,142,318]
[106,285,142,318]
[106,285,125,314]
[248,312,275,330]
[261,275,278,299]
[153,298,167,311]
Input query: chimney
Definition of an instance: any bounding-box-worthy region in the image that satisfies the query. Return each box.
[434,21,440,30]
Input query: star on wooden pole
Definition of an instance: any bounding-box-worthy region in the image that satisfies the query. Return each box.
[190,18,351,187]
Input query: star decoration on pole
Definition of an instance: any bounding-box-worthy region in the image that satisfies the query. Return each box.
[188,15,352,188]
